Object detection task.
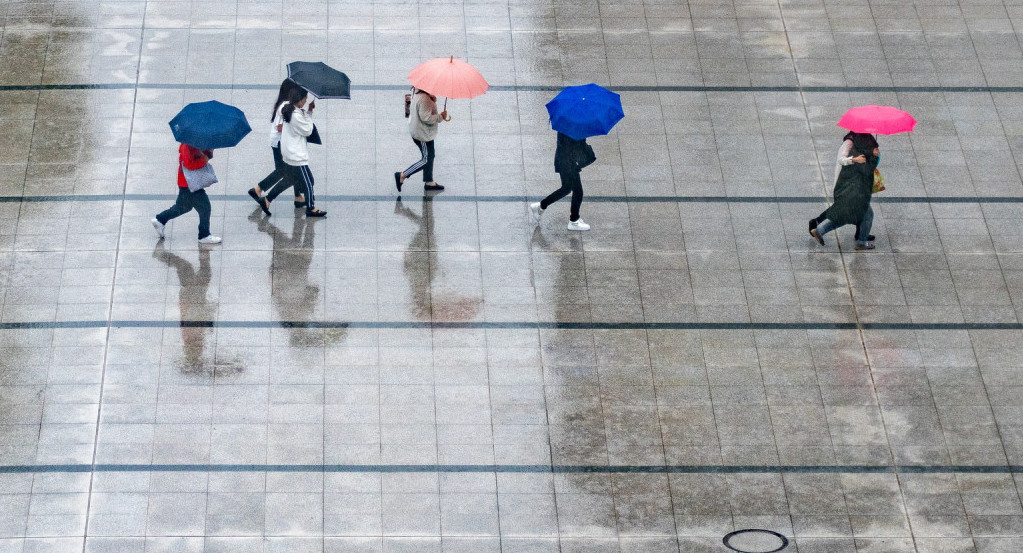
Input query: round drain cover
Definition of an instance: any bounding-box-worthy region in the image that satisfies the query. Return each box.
[722,529,789,553]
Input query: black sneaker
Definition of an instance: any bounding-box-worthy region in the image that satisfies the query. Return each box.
[394,172,403,192]
[424,183,444,191]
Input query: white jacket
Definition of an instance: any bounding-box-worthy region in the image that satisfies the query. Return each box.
[408,92,443,142]
[280,101,314,166]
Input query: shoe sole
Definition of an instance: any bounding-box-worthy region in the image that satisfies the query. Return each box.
[151,220,164,238]
[810,229,824,246]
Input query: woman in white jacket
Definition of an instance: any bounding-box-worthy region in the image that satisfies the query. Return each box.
[271,87,326,217]
[394,88,448,192]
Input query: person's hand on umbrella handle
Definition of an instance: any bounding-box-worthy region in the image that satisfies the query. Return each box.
[441,109,450,122]
[852,155,866,163]
[203,150,214,159]
[308,100,315,113]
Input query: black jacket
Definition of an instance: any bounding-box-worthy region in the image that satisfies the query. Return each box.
[554,132,592,174]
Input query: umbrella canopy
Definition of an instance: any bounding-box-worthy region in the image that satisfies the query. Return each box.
[838,105,916,135]
[545,83,624,140]
[287,61,351,99]
[168,100,251,150]
[408,56,488,99]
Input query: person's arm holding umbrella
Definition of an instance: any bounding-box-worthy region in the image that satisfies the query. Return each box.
[418,91,447,125]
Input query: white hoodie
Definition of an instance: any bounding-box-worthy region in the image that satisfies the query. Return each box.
[280,99,315,166]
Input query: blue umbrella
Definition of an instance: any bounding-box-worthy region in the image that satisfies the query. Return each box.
[168,100,252,150]
[545,83,624,140]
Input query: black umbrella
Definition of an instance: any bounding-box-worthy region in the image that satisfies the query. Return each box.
[286,61,351,99]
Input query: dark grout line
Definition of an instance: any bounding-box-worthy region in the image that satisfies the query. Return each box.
[5,83,1023,93]
[0,321,1020,330]
[3,194,1023,204]
[0,463,1019,474]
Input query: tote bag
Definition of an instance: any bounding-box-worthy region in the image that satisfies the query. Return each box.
[181,162,218,193]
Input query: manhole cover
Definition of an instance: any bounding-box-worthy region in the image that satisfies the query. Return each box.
[722,529,789,553]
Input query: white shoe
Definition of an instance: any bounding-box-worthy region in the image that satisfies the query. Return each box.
[198,235,222,244]
[567,219,590,231]
[151,218,165,238]
[529,202,544,223]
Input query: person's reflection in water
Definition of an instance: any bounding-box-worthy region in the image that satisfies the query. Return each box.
[152,244,241,376]
[393,197,481,321]
[249,211,342,346]
[530,227,585,322]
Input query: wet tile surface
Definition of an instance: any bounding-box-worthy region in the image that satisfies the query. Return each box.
[2,1,1023,552]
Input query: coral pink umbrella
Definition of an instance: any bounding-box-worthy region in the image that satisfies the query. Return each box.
[837,105,916,135]
[408,56,488,112]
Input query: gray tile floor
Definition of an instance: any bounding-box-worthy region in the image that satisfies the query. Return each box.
[2,0,1023,552]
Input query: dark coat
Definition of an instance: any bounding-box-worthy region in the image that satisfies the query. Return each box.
[554,132,592,174]
[825,149,878,225]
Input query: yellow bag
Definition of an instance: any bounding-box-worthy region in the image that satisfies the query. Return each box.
[872,168,885,193]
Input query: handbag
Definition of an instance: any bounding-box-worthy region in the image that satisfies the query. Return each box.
[578,144,597,169]
[872,168,885,194]
[308,124,322,145]
[181,162,217,192]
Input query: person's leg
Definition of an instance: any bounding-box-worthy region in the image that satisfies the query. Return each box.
[156,188,194,224]
[856,206,874,245]
[265,164,298,203]
[402,139,430,181]
[817,219,846,237]
[422,140,435,183]
[193,189,212,239]
[253,147,285,195]
[540,172,574,210]
[301,166,322,215]
[567,172,584,222]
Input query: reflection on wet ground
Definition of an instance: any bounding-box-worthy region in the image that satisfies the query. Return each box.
[2,1,1023,551]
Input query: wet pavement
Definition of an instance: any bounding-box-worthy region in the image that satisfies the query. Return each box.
[2,1,1023,552]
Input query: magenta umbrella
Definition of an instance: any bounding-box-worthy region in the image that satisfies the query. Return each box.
[837,105,916,135]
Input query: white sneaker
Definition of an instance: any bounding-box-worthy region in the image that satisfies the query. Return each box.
[198,235,222,244]
[529,202,544,223]
[151,218,165,238]
[567,219,590,231]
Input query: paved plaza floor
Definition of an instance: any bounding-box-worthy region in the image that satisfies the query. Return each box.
[3,1,1023,552]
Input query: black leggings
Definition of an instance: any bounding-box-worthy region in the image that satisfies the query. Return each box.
[260,146,306,202]
[403,139,435,182]
[541,171,583,221]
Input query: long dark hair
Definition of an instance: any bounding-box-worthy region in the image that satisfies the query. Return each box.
[280,87,308,123]
[272,79,300,121]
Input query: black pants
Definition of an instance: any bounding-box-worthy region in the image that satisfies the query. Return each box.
[541,171,583,221]
[403,138,435,182]
[279,164,317,212]
[262,146,306,203]
[156,188,212,239]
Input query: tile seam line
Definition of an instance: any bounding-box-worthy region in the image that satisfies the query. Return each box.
[5,83,1023,92]
[5,195,1023,204]
[2,321,1022,330]
[0,464,1020,474]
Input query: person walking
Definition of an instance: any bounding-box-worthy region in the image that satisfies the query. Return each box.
[395,88,448,193]
[810,131,878,243]
[809,133,879,250]
[151,143,222,244]
[264,87,326,217]
[529,131,594,231]
[248,79,306,215]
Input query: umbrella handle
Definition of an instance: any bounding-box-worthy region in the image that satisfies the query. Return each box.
[442,97,451,121]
